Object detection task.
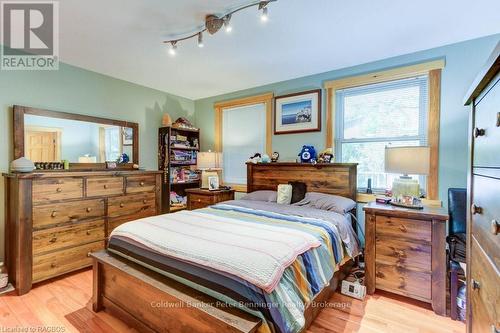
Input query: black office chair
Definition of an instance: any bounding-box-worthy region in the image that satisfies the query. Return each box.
[447,188,467,320]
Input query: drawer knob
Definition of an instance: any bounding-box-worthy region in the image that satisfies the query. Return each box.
[51,211,57,218]
[87,252,92,257]
[120,203,124,208]
[474,127,486,138]
[140,181,145,186]
[56,187,62,193]
[399,224,407,233]
[103,184,109,189]
[86,230,91,236]
[491,219,499,235]
[143,199,147,204]
[86,207,92,213]
[197,199,201,202]
[398,277,406,288]
[50,263,57,268]
[49,237,57,243]
[471,203,483,215]
[395,249,406,258]
[471,279,481,290]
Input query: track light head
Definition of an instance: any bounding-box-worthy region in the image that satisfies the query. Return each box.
[260,6,268,22]
[197,32,204,48]
[168,42,177,56]
[224,15,232,33]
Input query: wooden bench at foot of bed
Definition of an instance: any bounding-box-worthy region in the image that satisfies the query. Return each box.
[91,250,354,333]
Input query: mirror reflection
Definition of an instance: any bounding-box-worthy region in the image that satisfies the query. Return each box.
[24,114,134,163]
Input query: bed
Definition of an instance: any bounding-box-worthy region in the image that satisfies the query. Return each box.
[91,162,359,333]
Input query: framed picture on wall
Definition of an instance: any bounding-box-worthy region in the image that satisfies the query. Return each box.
[122,127,133,146]
[274,89,321,135]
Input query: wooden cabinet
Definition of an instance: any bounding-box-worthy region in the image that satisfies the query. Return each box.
[186,188,235,210]
[464,42,500,333]
[363,202,448,316]
[3,170,162,295]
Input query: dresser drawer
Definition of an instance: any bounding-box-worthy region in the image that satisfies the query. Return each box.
[375,261,431,301]
[32,241,103,283]
[473,76,500,168]
[32,219,105,255]
[471,174,500,270]
[108,192,156,218]
[33,199,105,229]
[33,178,83,203]
[86,176,124,197]
[375,216,431,242]
[375,238,431,272]
[470,237,499,332]
[126,175,156,194]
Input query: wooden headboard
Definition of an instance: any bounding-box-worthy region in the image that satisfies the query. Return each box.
[246,162,358,200]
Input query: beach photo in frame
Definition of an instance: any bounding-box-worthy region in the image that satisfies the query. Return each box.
[274,89,321,135]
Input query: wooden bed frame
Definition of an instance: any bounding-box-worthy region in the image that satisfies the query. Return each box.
[92,162,358,332]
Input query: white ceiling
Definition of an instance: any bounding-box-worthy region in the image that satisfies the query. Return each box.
[55,0,500,99]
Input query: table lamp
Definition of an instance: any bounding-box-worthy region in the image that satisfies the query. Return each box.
[385,146,430,200]
[197,151,222,189]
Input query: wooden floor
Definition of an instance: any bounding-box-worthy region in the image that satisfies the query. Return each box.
[0,269,465,333]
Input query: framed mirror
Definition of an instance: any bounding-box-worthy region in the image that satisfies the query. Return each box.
[13,105,139,170]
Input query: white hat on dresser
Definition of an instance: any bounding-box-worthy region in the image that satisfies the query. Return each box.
[10,156,35,173]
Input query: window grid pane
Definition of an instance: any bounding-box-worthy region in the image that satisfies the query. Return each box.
[336,76,428,191]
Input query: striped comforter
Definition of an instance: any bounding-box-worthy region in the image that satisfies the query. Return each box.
[109,202,357,333]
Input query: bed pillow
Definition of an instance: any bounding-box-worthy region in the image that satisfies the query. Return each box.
[288,181,307,204]
[277,184,293,205]
[293,192,356,214]
[241,190,277,202]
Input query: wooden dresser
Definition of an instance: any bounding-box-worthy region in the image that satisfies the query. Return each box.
[3,170,162,295]
[186,188,235,210]
[464,42,499,333]
[363,202,448,316]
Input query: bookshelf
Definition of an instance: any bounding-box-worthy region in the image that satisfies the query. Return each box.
[158,126,201,213]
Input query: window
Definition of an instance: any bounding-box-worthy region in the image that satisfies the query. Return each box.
[214,93,273,190]
[335,76,429,192]
[222,103,266,184]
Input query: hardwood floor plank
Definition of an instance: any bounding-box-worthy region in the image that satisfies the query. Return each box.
[0,269,465,333]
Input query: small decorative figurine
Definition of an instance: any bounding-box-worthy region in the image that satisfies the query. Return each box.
[261,154,271,163]
[246,153,262,164]
[298,145,317,163]
[318,147,334,163]
[271,152,279,162]
[162,113,172,127]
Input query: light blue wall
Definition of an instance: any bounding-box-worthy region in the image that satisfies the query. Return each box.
[0,61,195,260]
[195,34,500,207]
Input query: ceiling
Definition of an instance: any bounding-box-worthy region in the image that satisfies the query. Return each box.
[55,0,500,100]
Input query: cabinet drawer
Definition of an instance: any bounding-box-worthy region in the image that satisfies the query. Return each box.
[32,241,103,283]
[108,192,156,218]
[86,177,124,197]
[375,261,431,301]
[33,178,83,203]
[375,238,431,272]
[375,216,431,242]
[470,237,499,332]
[471,174,500,270]
[108,209,156,235]
[33,219,104,255]
[33,199,105,229]
[126,175,156,194]
[473,77,500,168]
[189,194,214,208]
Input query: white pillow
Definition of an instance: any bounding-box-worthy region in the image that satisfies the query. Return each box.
[277,184,293,205]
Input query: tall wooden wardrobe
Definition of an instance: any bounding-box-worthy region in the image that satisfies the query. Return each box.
[464,42,499,333]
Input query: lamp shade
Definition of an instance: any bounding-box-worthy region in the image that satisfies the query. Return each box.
[385,146,430,175]
[197,151,222,170]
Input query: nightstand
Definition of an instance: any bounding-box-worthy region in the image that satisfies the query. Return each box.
[185,188,235,210]
[363,202,448,316]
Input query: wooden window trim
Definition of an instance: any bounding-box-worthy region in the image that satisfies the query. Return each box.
[324,60,445,200]
[214,92,274,191]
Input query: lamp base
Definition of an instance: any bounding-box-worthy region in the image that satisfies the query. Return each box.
[392,177,419,198]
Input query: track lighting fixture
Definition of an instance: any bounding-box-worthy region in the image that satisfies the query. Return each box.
[197,32,204,48]
[163,0,277,56]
